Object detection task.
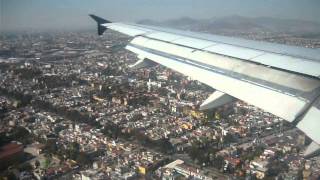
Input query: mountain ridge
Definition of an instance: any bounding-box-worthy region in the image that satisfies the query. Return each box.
[137,16,320,35]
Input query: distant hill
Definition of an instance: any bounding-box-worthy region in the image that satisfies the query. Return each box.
[137,16,320,35]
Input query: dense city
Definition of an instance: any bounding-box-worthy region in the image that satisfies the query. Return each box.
[0,28,320,180]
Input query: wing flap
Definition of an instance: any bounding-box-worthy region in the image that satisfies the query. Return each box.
[297,96,320,145]
[146,32,184,42]
[173,37,216,49]
[252,53,320,77]
[200,91,236,110]
[126,44,308,122]
[129,36,320,93]
[204,44,265,60]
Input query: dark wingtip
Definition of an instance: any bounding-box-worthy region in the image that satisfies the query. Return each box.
[89,14,111,24]
[89,14,111,35]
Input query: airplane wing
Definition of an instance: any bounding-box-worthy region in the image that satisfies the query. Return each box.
[89,14,320,156]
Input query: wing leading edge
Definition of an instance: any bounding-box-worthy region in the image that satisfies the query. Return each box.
[89,15,320,156]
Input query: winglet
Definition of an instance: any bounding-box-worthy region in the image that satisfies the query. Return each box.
[89,14,111,35]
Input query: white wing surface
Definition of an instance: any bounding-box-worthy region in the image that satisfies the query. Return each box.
[90,15,320,156]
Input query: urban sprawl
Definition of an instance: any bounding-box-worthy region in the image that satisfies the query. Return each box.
[0,29,320,179]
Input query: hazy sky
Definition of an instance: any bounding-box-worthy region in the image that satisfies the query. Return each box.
[1,0,320,31]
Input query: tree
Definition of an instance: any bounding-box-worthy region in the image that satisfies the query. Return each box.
[11,126,30,139]
[213,155,225,170]
[188,144,199,161]
[198,152,210,167]
[224,133,235,145]
[253,146,264,157]
[67,142,80,160]
[2,171,17,180]
[266,160,289,177]
[44,157,51,169]
[159,139,173,154]
[0,132,11,146]
[10,126,31,144]
[273,150,284,160]
[76,152,91,166]
[19,163,33,171]
[45,140,58,154]
[35,160,40,169]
